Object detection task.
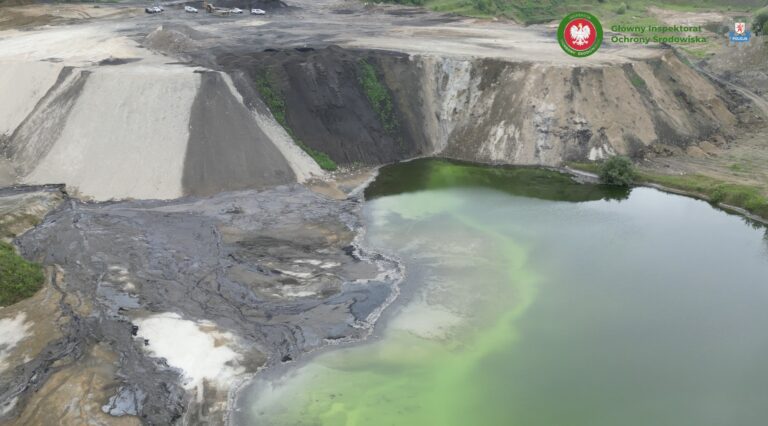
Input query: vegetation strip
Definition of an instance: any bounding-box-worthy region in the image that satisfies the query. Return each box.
[0,241,44,306]
[254,71,337,171]
[357,59,399,135]
[569,161,768,221]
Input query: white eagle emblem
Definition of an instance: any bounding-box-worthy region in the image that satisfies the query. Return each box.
[569,22,591,46]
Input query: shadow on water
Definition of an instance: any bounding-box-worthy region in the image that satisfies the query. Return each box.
[365,158,629,202]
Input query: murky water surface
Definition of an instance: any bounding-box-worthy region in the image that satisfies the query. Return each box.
[239,159,768,426]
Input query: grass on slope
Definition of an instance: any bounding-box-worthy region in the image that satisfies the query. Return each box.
[376,0,767,25]
[0,241,44,306]
[254,72,337,171]
[569,162,768,219]
[357,59,399,134]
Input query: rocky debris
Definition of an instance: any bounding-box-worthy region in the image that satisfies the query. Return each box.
[0,185,65,240]
[2,185,400,424]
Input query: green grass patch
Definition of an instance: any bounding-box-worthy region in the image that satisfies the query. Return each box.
[254,72,337,171]
[568,162,768,219]
[680,47,714,60]
[628,73,647,89]
[294,139,337,171]
[254,72,287,127]
[372,0,765,25]
[0,242,44,306]
[729,162,747,172]
[638,172,768,218]
[357,59,399,134]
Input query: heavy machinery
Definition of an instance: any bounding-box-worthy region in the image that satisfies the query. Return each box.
[203,0,233,15]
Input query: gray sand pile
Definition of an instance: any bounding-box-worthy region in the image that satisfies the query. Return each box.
[24,65,200,200]
[0,62,62,138]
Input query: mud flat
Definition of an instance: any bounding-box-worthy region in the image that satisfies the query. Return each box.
[0,185,401,424]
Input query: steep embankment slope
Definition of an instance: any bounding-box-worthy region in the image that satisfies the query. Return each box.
[0,15,747,200]
[0,24,323,201]
[218,46,739,169]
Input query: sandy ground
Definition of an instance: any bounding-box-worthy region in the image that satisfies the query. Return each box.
[648,6,731,27]
[0,61,62,137]
[632,9,768,198]
[0,3,139,30]
[25,64,200,200]
[158,0,663,64]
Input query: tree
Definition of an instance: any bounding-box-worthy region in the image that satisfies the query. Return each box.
[598,156,635,187]
[753,7,768,35]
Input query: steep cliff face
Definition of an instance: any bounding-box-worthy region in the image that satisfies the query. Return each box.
[222,47,740,169]
[0,36,743,201]
[418,52,737,165]
[218,47,434,166]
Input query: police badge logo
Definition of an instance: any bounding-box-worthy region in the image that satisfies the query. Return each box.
[728,21,751,48]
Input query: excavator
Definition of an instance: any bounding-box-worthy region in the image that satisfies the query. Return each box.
[203,0,231,15]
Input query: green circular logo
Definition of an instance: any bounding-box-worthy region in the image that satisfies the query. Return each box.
[558,12,603,57]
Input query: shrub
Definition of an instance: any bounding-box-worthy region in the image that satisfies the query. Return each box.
[753,7,768,35]
[598,156,635,187]
[616,3,627,15]
[0,242,44,306]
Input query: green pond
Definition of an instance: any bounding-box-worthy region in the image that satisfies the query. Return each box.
[238,159,768,426]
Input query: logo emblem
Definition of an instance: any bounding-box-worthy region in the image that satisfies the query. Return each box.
[558,12,603,57]
[728,22,751,48]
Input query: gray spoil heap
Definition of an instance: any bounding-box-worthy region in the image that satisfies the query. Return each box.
[1,186,400,424]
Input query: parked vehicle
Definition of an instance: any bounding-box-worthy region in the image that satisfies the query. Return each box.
[185,5,198,13]
[145,6,163,13]
[251,8,265,15]
[230,7,243,14]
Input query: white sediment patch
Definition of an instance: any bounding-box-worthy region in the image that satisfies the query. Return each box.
[388,298,461,340]
[293,259,323,266]
[220,74,325,182]
[0,397,18,416]
[277,270,313,279]
[24,65,200,200]
[282,290,317,298]
[0,313,33,373]
[292,259,339,269]
[134,312,244,391]
[0,61,62,137]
